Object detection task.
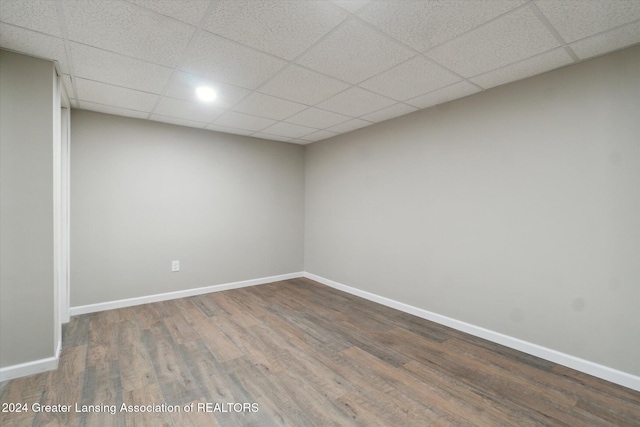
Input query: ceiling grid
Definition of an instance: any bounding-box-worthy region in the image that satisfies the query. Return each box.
[1,0,639,144]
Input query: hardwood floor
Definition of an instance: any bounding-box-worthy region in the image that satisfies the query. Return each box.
[1,278,639,426]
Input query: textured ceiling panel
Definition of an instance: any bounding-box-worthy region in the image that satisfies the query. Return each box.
[63,0,194,67]
[163,71,251,109]
[317,86,396,117]
[203,0,347,60]
[60,74,74,97]
[258,64,349,105]
[231,92,308,121]
[326,118,372,133]
[70,42,173,94]
[470,48,573,89]
[78,100,150,119]
[213,111,276,132]
[300,129,339,142]
[296,19,414,84]
[406,81,481,110]
[129,0,211,25]
[570,21,640,60]
[330,1,370,14]
[1,0,638,143]
[361,103,418,123]
[180,30,287,89]
[75,78,158,112]
[535,0,640,43]
[0,23,69,73]
[359,56,461,101]
[285,107,351,129]
[260,122,318,139]
[426,6,560,78]
[0,0,63,37]
[358,0,524,52]
[153,97,225,123]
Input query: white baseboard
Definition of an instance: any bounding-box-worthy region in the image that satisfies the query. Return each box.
[2,274,303,383]
[11,271,637,392]
[70,272,304,316]
[0,356,58,382]
[56,338,61,360]
[0,340,61,382]
[303,272,640,393]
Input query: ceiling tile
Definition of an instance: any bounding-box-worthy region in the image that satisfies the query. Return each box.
[359,56,461,101]
[285,107,351,128]
[330,1,370,14]
[232,93,307,121]
[301,129,339,142]
[471,48,573,89]
[75,78,158,112]
[153,97,224,123]
[296,19,414,84]
[426,6,560,78]
[61,74,74,97]
[6,0,638,139]
[361,103,417,123]
[535,0,640,43]
[70,42,172,94]
[77,100,149,119]
[163,71,251,109]
[570,22,640,60]
[149,114,208,129]
[129,0,210,25]
[251,133,294,142]
[180,30,287,89]
[327,118,372,133]
[63,0,194,67]
[406,81,480,109]
[0,23,69,73]
[359,0,524,52]
[0,0,62,37]
[205,123,255,136]
[203,0,346,60]
[316,86,395,117]
[213,111,276,132]
[260,122,317,139]
[258,64,349,105]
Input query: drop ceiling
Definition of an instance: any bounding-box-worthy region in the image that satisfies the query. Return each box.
[1,0,639,144]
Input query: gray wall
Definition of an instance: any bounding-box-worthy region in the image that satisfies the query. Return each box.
[0,50,56,367]
[305,46,640,375]
[71,110,304,307]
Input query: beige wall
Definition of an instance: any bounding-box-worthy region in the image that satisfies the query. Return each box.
[0,50,56,368]
[5,44,637,380]
[305,46,640,375]
[71,110,304,307]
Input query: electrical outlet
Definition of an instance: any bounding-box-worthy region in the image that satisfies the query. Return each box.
[172,260,180,272]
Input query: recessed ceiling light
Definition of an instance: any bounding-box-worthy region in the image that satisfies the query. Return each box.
[196,86,217,102]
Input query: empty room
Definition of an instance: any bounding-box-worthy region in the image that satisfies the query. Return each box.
[1,0,639,425]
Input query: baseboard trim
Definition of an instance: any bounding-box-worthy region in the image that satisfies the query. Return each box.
[303,272,640,392]
[56,338,61,360]
[70,272,304,316]
[0,344,60,382]
[0,327,62,383]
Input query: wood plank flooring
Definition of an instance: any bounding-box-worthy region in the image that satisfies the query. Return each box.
[1,278,639,426]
